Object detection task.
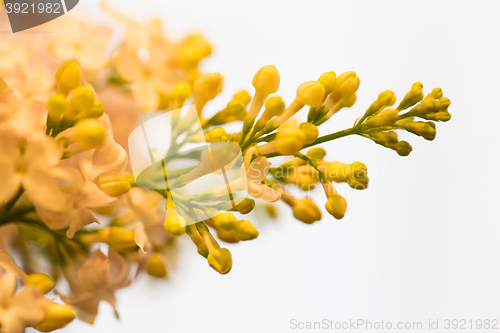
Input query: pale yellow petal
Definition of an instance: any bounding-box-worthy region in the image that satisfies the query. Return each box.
[132,78,159,111]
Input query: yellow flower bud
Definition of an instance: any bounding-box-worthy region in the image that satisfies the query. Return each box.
[437,97,451,110]
[402,121,436,141]
[25,273,54,294]
[33,302,76,332]
[216,228,239,243]
[108,227,138,252]
[349,161,368,180]
[341,93,357,108]
[233,90,252,106]
[335,71,357,86]
[94,172,131,197]
[348,175,369,190]
[275,128,307,155]
[424,110,451,122]
[254,96,285,131]
[293,198,322,224]
[306,147,326,160]
[234,220,259,241]
[231,198,255,214]
[147,253,168,278]
[363,108,399,127]
[194,73,223,102]
[176,34,212,69]
[252,65,280,94]
[211,212,237,230]
[296,81,325,107]
[318,71,337,95]
[74,119,106,150]
[398,82,424,110]
[378,90,396,106]
[325,194,347,219]
[164,214,187,236]
[208,127,228,142]
[365,90,396,117]
[369,130,398,145]
[396,140,412,156]
[70,87,95,114]
[431,87,443,99]
[172,81,192,101]
[265,96,286,116]
[207,248,232,274]
[56,61,81,93]
[265,204,277,218]
[47,94,68,119]
[336,77,360,98]
[298,122,319,145]
[87,100,105,118]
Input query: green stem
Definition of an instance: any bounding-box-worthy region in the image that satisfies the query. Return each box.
[3,187,24,212]
[305,127,355,148]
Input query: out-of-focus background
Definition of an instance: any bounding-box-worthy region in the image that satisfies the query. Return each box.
[27,0,500,332]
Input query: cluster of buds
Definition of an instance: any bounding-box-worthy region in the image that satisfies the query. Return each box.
[357,83,451,156]
[0,7,451,331]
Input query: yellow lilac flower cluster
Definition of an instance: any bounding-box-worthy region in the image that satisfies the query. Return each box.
[0,5,451,332]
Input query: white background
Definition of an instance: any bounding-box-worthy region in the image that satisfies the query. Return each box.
[27,0,500,332]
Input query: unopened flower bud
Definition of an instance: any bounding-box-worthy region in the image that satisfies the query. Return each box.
[378,90,396,106]
[47,94,68,119]
[207,248,232,274]
[176,34,212,69]
[254,96,285,131]
[402,121,436,141]
[293,198,322,224]
[94,172,131,197]
[336,77,360,98]
[426,110,451,122]
[87,100,104,118]
[25,273,54,294]
[56,61,81,93]
[252,65,280,94]
[74,119,106,149]
[233,90,252,106]
[33,302,76,332]
[431,87,443,99]
[335,71,357,86]
[164,214,187,236]
[108,227,138,252]
[147,253,168,278]
[347,175,369,190]
[398,82,424,110]
[318,71,337,95]
[208,127,227,142]
[70,86,95,114]
[216,228,238,243]
[396,140,412,156]
[231,198,255,214]
[298,122,319,145]
[234,220,259,241]
[276,128,307,155]
[173,81,192,101]
[349,161,367,179]
[364,108,399,127]
[211,212,237,230]
[369,130,398,145]
[325,194,347,219]
[437,97,451,110]
[194,73,223,102]
[297,81,325,107]
[306,147,326,160]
